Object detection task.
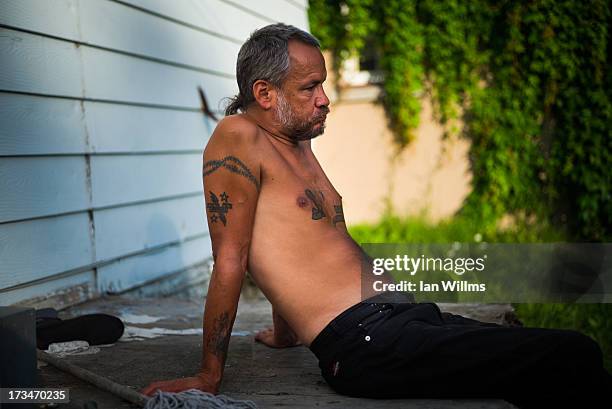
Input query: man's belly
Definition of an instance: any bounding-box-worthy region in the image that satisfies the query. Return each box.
[247,224,364,346]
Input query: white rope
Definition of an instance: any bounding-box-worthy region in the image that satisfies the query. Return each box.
[144,389,258,409]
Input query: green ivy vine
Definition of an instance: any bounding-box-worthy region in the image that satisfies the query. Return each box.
[308,0,611,240]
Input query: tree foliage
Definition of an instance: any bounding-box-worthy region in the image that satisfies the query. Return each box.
[308,0,611,240]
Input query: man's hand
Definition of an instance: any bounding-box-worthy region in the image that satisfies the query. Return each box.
[254,326,302,348]
[141,373,220,396]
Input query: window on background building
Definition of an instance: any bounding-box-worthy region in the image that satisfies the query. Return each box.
[340,36,384,88]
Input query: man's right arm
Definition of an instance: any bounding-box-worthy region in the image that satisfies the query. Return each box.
[199,118,261,391]
[142,117,261,396]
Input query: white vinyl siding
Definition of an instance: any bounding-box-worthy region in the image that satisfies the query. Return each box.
[0,0,309,306]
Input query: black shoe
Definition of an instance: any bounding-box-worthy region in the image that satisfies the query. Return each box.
[36,313,124,350]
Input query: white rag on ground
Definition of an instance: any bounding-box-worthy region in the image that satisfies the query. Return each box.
[47,340,100,357]
[144,389,257,409]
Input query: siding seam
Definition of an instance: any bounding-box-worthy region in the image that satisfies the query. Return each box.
[282,0,307,11]
[0,24,236,79]
[110,0,244,45]
[0,191,204,226]
[75,1,98,277]
[219,0,276,24]
[0,90,223,114]
[110,260,210,295]
[0,232,210,294]
[0,151,204,158]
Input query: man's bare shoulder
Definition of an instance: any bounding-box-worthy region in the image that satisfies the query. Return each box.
[205,114,262,154]
[203,115,262,191]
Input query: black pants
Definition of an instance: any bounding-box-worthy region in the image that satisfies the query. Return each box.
[309,296,612,408]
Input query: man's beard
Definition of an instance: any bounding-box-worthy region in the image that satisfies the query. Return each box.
[275,92,329,141]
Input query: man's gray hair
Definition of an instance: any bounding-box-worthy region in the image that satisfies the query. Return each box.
[224,23,320,116]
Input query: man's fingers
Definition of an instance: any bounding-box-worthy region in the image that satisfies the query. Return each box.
[141,383,160,396]
[142,380,180,395]
[254,327,273,339]
[254,333,267,342]
[141,381,183,396]
[254,328,275,345]
[141,376,216,396]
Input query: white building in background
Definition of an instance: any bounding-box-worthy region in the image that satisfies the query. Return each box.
[0,0,309,308]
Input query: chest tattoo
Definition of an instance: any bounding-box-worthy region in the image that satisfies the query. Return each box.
[333,205,345,225]
[305,189,326,220]
[207,191,232,226]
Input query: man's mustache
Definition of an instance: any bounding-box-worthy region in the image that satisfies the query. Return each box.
[313,106,330,121]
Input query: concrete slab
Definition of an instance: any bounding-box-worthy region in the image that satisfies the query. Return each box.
[38,292,518,408]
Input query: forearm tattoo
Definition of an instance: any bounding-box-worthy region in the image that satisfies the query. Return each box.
[203,155,260,191]
[207,311,231,358]
[206,191,232,226]
[333,205,345,225]
[305,189,326,220]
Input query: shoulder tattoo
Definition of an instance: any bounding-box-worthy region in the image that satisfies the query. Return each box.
[203,155,260,191]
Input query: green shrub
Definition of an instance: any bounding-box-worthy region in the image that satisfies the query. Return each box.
[310,0,611,240]
[348,214,565,244]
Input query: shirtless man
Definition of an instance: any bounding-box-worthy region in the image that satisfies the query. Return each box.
[142,22,361,394]
[142,24,611,407]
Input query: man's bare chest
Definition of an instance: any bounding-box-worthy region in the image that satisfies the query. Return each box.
[259,150,345,227]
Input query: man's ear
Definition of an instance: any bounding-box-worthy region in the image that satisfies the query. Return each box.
[252,80,276,110]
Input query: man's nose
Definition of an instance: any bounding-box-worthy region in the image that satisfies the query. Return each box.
[316,87,330,108]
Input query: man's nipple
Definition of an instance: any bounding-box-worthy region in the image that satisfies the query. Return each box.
[297,196,309,208]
